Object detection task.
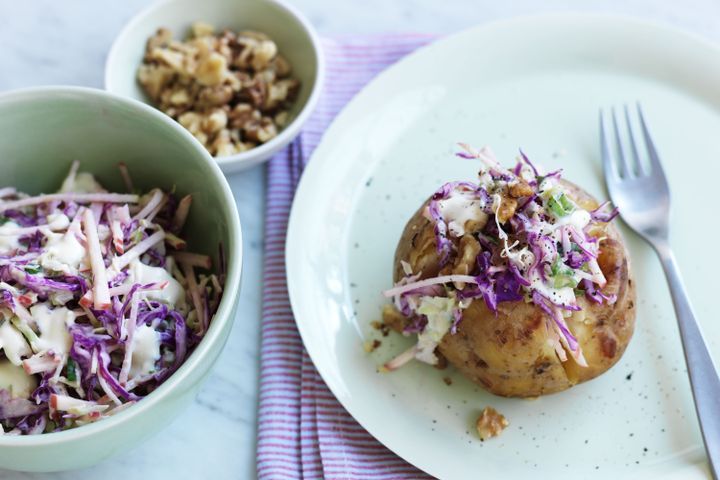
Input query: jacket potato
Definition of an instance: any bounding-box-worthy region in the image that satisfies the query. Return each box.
[381,147,636,398]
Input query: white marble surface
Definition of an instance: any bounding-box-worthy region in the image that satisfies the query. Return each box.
[1,0,720,478]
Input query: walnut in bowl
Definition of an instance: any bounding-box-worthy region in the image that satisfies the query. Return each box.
[138,23,300,158]
[105,0,324,173]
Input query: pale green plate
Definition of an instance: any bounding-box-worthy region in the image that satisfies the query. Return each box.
[287,14,718,480]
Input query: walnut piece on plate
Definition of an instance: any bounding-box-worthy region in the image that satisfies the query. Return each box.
[475,406,509,441]
[137,22,300,157]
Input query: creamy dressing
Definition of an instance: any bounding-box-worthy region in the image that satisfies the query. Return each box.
[555,209,591,231]
[0,321,31,365]
[127,259,185,307]
[538,177,557,195]
[0,221,22,255]
[0,360,36,398]
[477,172,494,189]
[414,296,455,364]
[52,394,108,415]
[505,246,534,271]
[438,192,488,237]
[30,303,74,356]
[59,172,105,194]
[39,231,86,274]
[129,324,161,378]
[44,212,70,231]
[97,224,111,242]
[529,269,575,307]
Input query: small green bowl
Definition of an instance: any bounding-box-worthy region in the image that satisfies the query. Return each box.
[0,87,243,472]
[105,0,325,173]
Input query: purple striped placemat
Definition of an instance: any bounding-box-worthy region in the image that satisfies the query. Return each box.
[256,35,437,480]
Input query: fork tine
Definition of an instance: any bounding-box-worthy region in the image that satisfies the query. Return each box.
[623,104,645,176]
[636,103,664,176]
[611,107,632,178]
[599,109,619,182]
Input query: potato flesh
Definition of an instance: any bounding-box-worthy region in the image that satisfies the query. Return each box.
[389,181,636,397]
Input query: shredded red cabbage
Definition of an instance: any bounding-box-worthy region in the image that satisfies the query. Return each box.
[383,144,619,369]
[0,162,224,435]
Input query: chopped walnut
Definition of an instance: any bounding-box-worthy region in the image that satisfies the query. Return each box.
[371,319,391,337]
[191,22,215,38]
[245,117,278,143]
[274,110,290,128]
[251,40,278,71]
[452,235,482,282]
[145,28,172,54]
[495,181,532,223]
[137,64,174,99]
[202,108,228,134]
[363,339,382,353]
[381,304,408,333]
[178,111,203,135]
[495,195,518,223]
[229,103,261,129]
[137,23,300,157]
[508,180,534,198]
[270,55,292,77]
[195,52,228,86]
[149,47,185,71]
[197,85,233,108]
[266,79,299,110]
[476,407,509,441]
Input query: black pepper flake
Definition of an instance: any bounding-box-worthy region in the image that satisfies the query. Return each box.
[626,372,633,381]
[365,177,373,187]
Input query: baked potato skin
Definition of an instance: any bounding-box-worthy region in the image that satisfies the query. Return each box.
[388,181,636,397]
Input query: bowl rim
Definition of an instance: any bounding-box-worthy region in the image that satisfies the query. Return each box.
[0,85,243,446]
[104,0,326,171]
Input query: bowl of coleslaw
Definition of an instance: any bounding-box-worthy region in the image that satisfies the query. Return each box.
[0,86,242,471]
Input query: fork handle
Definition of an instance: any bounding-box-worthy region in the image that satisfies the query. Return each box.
[656,243,720,478]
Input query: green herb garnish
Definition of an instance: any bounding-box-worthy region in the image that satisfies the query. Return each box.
[66,359,77,382]
[24,265,41,275]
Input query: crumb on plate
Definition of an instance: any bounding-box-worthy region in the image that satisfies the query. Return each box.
[363,339,381,353]
[476,406,508,441]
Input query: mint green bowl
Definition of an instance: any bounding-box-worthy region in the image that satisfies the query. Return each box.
[0,87,243,472]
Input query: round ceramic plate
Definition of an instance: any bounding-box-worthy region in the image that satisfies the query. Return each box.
[286,14,720,479]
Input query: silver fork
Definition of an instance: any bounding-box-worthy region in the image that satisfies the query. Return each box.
[601,104,720,478]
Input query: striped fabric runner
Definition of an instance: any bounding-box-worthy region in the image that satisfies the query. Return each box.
[257,36,437,479]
